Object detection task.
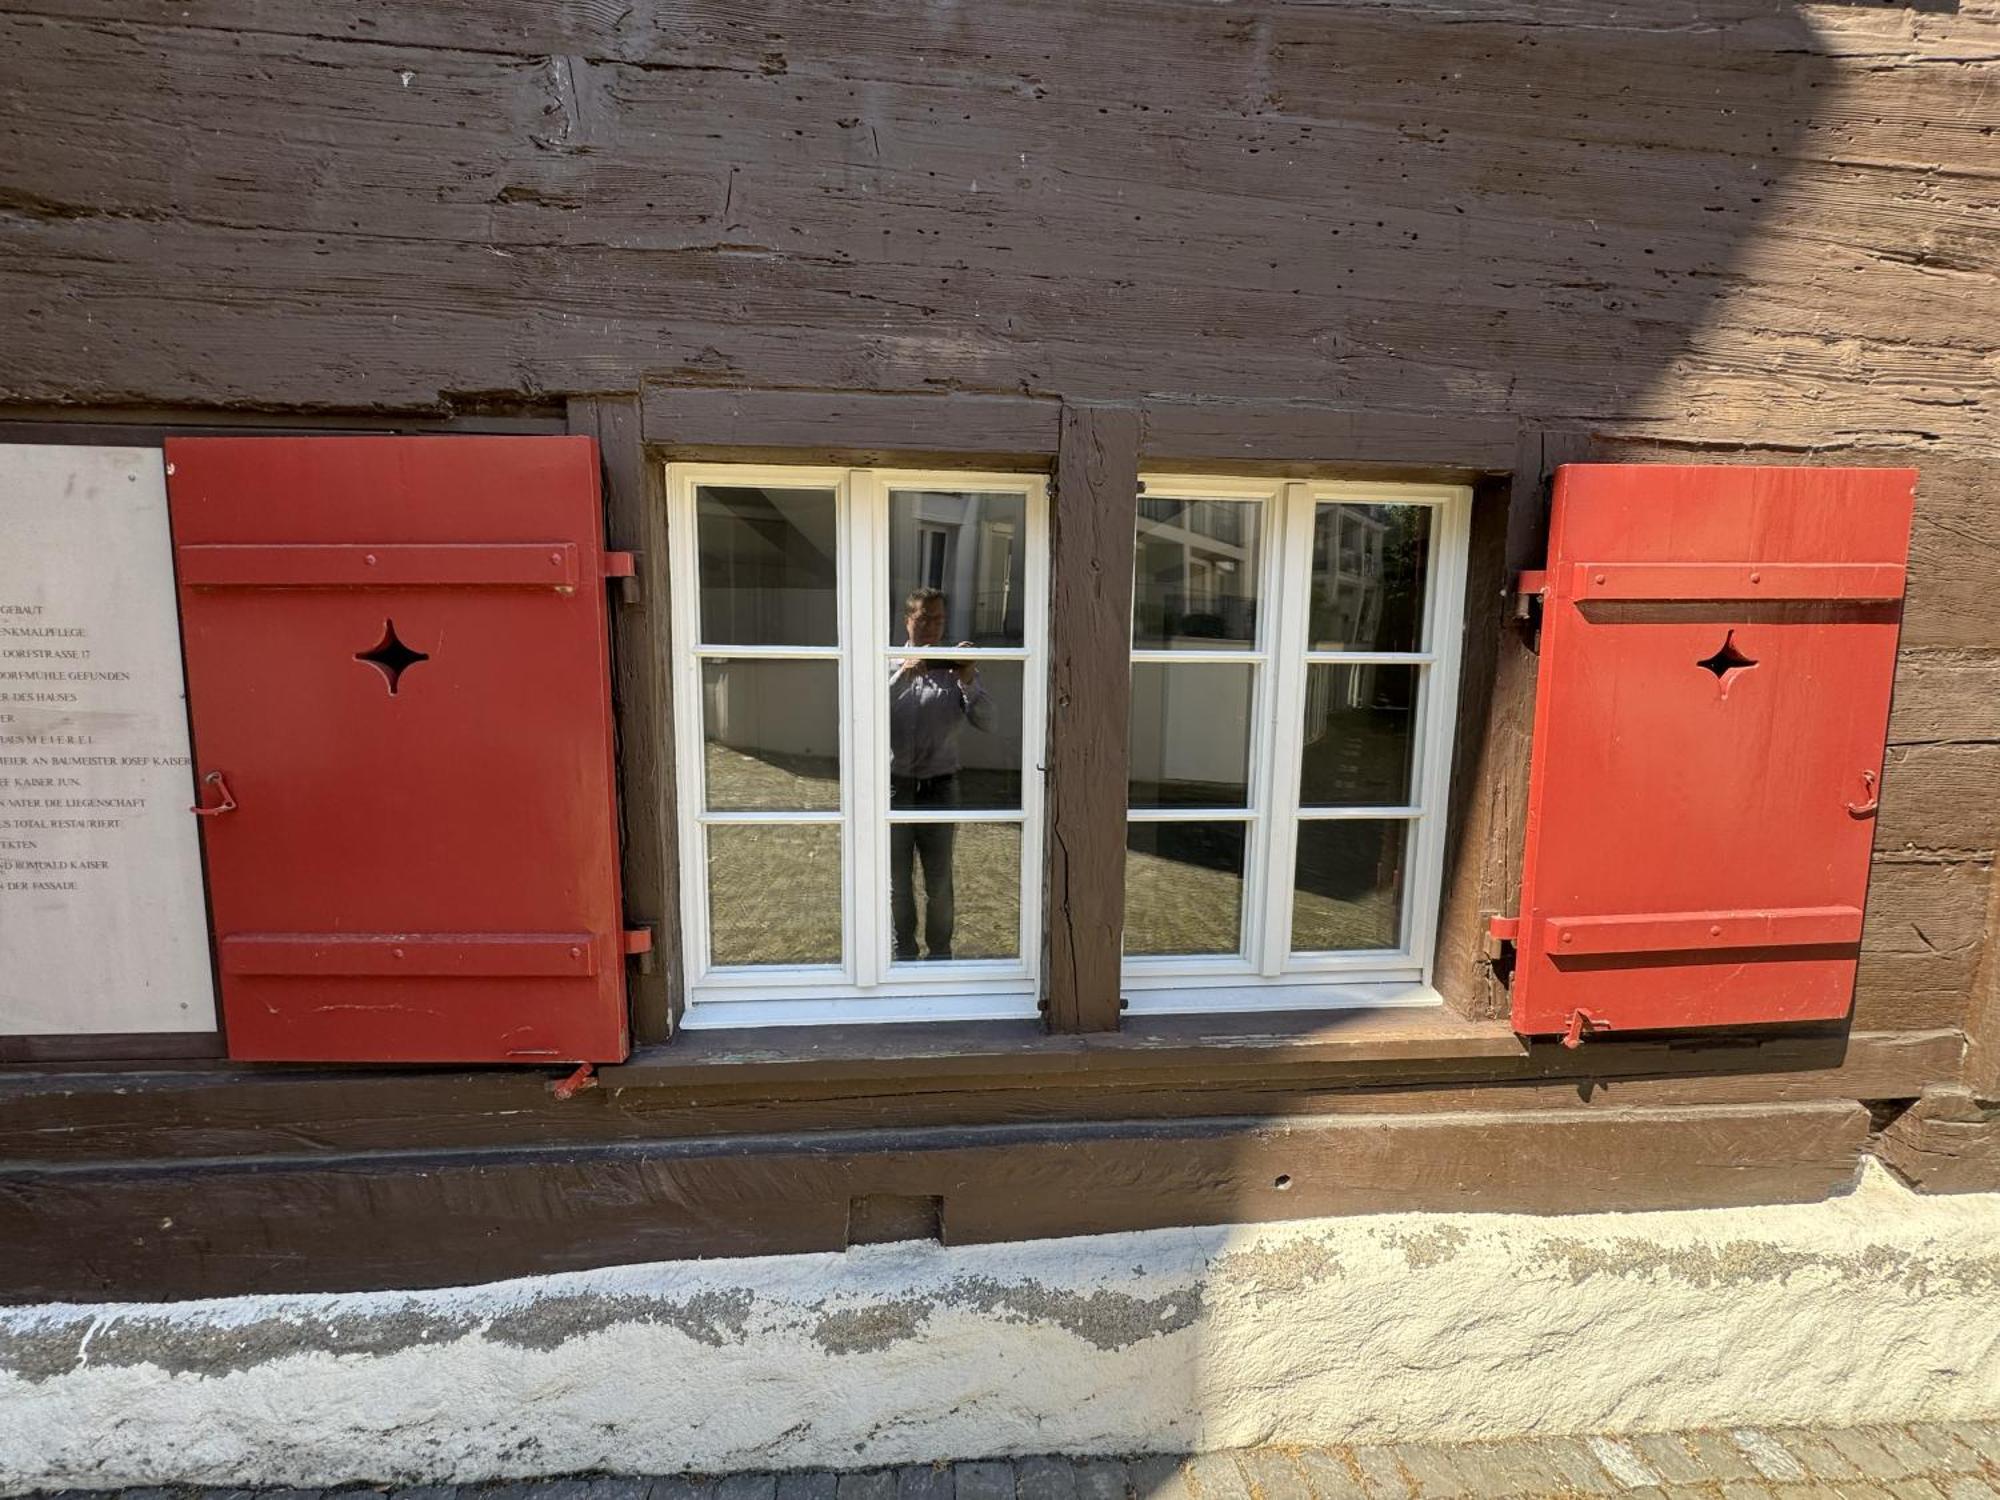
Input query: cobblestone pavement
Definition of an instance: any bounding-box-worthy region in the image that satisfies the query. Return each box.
[34,1419,2000,1500]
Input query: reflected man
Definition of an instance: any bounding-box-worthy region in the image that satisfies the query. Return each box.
[890,586,993,961]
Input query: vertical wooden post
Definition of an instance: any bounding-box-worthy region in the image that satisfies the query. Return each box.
[568,395,681,1043]
[1432,428,1591,1021]
[1044,403,1141,1032]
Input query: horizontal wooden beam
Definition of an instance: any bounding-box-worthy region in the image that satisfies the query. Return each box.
[640,385,1060,458]
[0,1101,1869,1302]
[0,1028,1957,1167]
[0,1032,224,1065]
[1140,402,1520,472]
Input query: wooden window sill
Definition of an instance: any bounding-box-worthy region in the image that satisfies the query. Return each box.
[597,1005,1527,1088]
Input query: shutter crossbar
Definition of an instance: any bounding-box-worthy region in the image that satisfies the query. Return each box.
[1567,562,1903,602]
[221,933,601,977]
[179,543,581,590]
[1542,905,1862,958]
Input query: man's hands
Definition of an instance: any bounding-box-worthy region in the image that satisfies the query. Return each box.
[897,641,979,687]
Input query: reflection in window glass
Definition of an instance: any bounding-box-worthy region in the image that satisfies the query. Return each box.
[1133,498,1261,651]
[888,491,1028,648]
[697,486,839,646]
[1291,820,1407,953]
[888,657,1024,811]
[708,824,842,966]
[1298,665,1417,808]
[1129,661,1253,809]
[886,821,1021,963]
[1308,503,1430,653]
[701,660,840,811]
[1124,821,1246,957]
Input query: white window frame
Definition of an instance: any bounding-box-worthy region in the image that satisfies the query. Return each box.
[1124,475,1472,1016]
[666,463,1049,1030]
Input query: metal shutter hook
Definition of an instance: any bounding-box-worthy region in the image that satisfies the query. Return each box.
[190,769,237,817]
[1846,769,1880,818]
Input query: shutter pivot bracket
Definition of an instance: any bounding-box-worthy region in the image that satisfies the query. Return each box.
[604,551,642,606]
[623,926,657,974]
[1511,570,1548,621]
[1562,1010,1611,1050]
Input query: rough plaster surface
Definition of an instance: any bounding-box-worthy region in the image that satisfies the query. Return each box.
[4,1160,1997,1494]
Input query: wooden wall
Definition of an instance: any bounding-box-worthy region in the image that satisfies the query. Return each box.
[0,0,1996,1289]
[3,0,1991,1041]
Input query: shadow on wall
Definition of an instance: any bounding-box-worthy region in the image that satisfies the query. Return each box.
[1109,0,1849,1460]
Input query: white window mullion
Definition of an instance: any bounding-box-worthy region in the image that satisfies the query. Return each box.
[1406,488,1472,982]
[1019,477,1051,987]
[666,467,714,985]
[847,469,883,990]
[1258,481,1316,977]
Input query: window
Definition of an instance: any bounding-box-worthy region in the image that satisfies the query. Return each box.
[1123,476,1471,1013]
[667,465,1048,1029]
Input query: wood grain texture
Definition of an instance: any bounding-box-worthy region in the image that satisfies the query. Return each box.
[1044,404,1140,1032]
[0,0,1990,1084]
[0,1032,223,1064]
[1,4,1991,449]
[1875,1085,2000,1194]
[1138,403,1517,472]
[0,1029,1953,1167]
[569,395,681,1039]
[0,1100,1869,1302]
[1435,431,1597,1020]
[1967,858,2000,1101]
[642,385,1058,460]
[1854,857,1992,1033]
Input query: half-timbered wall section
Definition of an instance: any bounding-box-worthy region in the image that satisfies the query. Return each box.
[1,0,1997,1299]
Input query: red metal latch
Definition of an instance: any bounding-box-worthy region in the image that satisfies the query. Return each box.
[1562,1010,1612,1049]
[552,1062,598,1100]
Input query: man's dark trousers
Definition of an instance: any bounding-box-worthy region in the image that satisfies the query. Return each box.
[891,771,956,960]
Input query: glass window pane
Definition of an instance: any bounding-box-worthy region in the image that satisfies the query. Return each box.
[1291,820,1408,953]
[1298,664,1418,808]
[1124,821,1246,957]
[888,490,1029,648]
[1133,497,1262,651]
[1129,661,1253,809]
[888,656,1023,811]
[1308,503,1430,653]
[887,820,1021,963]
[697,485,839,646]
[707,824,842,966]
[701,660,840,812]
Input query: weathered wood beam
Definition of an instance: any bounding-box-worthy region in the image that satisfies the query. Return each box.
[1044,404,1140,1032]
[0,1102,1870,1302]
[0,1029,1950,1166]
[569,395,680,1041]
[640,386,1059,461]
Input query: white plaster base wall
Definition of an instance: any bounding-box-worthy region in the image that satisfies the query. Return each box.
[4,1160,1998,1494]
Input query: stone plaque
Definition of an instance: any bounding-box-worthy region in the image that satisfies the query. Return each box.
[0,445,217,1036]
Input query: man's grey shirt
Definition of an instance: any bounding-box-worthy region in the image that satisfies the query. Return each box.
[889,663,994,778]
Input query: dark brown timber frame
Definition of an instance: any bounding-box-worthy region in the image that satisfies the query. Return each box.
[0,397,1990,1301]
[615,386,1523,1038]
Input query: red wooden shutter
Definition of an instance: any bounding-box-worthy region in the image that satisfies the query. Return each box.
[168,437,631,1063]
[1495,464,1916,1043]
